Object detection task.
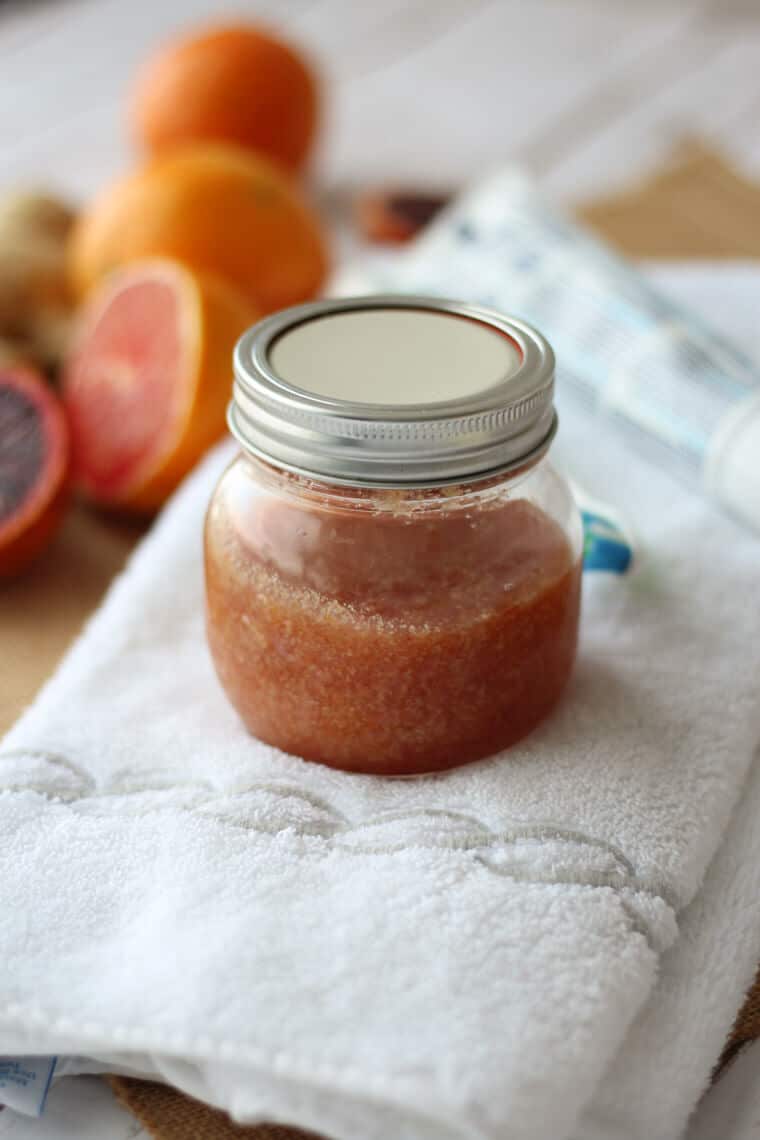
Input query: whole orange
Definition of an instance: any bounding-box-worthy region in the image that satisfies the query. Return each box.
[130,24,319,173]
[68,144,328,314]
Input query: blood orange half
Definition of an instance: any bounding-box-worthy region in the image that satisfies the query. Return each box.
[62,260,255,512]
[0,367,69,577]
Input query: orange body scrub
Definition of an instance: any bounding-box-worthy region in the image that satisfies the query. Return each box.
[206,469,581,774]
[204,297,583,775]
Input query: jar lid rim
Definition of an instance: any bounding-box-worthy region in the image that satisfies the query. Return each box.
[230,295,557,487]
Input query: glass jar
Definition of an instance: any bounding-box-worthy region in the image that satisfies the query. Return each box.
[205,297,583,776]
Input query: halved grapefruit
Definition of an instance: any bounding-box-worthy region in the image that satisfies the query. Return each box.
[62,259,256,512]
[0,366,69,577]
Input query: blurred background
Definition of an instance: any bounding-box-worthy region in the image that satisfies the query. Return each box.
[3,0,760,203]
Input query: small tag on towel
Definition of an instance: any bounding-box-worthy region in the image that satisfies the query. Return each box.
[0,1055,57,1116]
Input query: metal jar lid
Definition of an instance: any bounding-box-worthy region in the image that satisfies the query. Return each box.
[230,295,557,488]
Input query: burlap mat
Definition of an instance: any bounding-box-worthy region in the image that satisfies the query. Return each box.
[720,964,760,1071]
[2,141,758,1137]
[578,138,760,258]
[107,1078,321,1140]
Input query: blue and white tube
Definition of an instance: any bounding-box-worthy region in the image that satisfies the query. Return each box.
[347,168,760,533]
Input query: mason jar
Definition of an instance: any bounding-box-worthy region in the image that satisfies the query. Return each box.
[205,296,582,776]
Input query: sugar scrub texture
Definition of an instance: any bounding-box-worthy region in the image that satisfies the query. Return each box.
[205,478,581,775]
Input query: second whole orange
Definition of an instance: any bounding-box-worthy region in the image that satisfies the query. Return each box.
[67,144,328,314]
[130,24,319,174]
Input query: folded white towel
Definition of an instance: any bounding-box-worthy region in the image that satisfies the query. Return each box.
[1,266,759,1137]
[575,710,760,1140]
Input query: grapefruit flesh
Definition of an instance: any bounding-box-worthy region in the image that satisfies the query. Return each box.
[0,367,69,576]
[65,266,188,503]
[63,260,255,512]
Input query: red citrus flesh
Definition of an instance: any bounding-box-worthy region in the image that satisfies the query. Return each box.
[63,265,191,505]
[0,367,69,577]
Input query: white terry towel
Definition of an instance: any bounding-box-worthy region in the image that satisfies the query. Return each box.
[573,669,760,1140]
[1,283,760,1136]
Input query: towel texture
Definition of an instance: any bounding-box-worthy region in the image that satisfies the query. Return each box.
[1,254,759,1137]
[573,721,760,1140]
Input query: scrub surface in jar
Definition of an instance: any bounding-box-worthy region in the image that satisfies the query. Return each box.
[205,467,581,775]
[205,297,583,775]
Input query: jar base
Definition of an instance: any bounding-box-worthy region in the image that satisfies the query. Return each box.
[236,661,577,778]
